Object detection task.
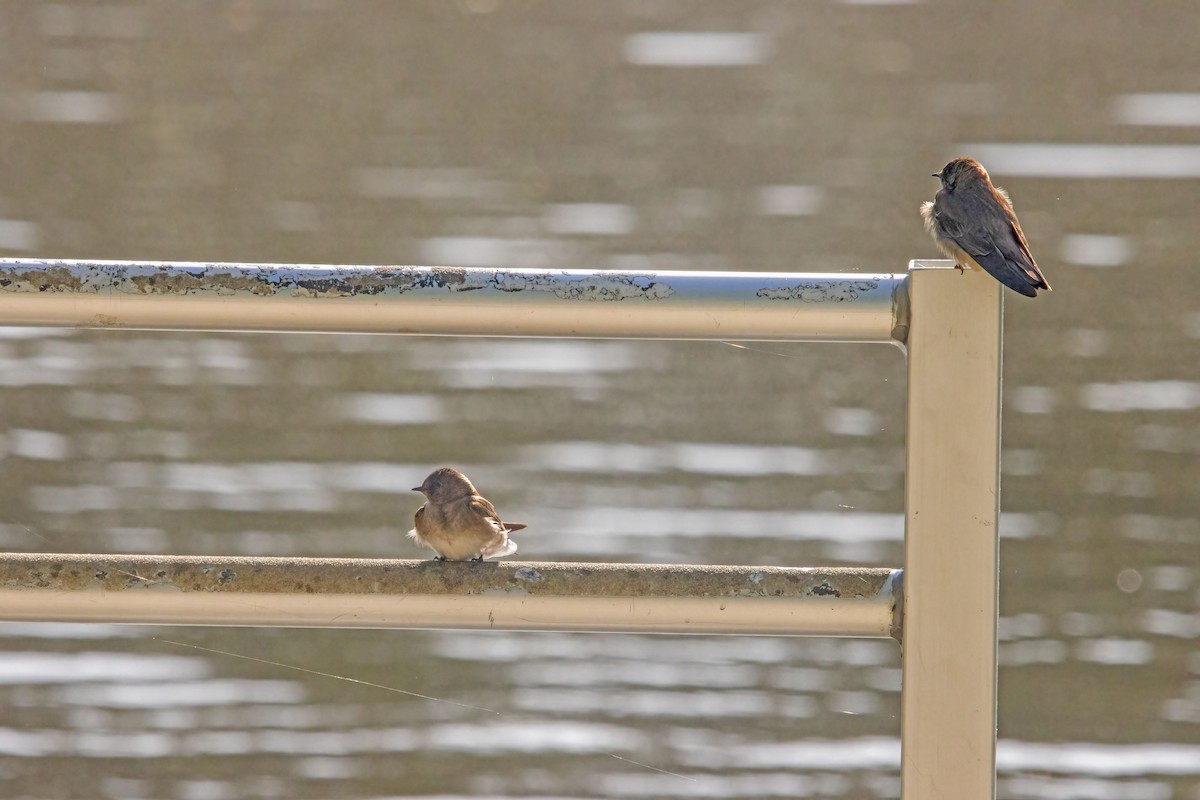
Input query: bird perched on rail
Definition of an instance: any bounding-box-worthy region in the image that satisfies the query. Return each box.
[921,157,1051,297]
[408,467,526,561]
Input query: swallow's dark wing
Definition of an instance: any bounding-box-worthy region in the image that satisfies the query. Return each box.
[469,496,527,533]
[413,504,425,528]
[957,229,1041,297]
[995,217,1051,293]
[936,196,1048,297]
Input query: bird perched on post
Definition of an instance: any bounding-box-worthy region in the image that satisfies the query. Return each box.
[408,467,525,561]
[921,157,1051,297]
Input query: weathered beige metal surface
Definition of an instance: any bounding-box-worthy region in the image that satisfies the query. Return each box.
[901,262,1001,799]
[0,259,909,343]
[0,553,901,636]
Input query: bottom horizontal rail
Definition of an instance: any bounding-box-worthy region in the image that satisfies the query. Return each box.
[0,553,900,637]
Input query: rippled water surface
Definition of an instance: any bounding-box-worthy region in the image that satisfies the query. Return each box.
[1,2,1199,798]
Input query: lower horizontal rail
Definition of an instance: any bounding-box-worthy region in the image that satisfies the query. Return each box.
[0,553,900,637]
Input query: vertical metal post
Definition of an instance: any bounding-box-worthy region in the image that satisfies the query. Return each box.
[901,263,1002,799]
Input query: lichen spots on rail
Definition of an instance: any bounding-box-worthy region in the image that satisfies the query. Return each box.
[492,272,675,301]
[0,262,678,302]
[756,279,879,302]
[0,553,895,599]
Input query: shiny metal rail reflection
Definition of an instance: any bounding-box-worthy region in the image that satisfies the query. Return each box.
[0,259,908,343]
[0,553,900,637]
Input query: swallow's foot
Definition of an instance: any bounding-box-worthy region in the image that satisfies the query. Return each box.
[955,264,965,274]
[470,555,484,562]
[432,556,446,562]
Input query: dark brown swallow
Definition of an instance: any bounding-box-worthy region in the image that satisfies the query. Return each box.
[921,157,1051,297]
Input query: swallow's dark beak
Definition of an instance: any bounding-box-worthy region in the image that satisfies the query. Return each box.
[932,172,942,178]
[411,486,423,493]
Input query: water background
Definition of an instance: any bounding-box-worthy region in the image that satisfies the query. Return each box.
[1,2,1199,798]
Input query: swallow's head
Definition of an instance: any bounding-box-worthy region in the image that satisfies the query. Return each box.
[933,157,990,192]
[413,467,476,502]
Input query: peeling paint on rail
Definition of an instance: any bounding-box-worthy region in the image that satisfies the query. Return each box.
[0,258,910,343]
[0,262,676,302]
[756,279,878,302]
[0,553,895,599]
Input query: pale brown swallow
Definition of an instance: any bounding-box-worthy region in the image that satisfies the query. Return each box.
[408,467,526,561]
[921,157,1051,297]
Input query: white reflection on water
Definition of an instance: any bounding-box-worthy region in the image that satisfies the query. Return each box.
[352,167,506,200]
[522,441,828,475]
[1003,775,1170,800]
[674,737,1200,777]
[29,484,122,512]
[1059,234,1133,268]
[1147,566,1192,592]
[997,741,1200,776]
[58,679,304,708]
[1081,381,1200,412]
[0,353,86,385]
[18,91,127,124]
[540,508,902,553]
[1075,638,1155,665]
[512,688,781,718]
[515,660,755,688]
[433,632,795,664]
[669,442,823,476]
[959,144,1200,178]
[756,186,825,217]
[340,393,444,425]
[1113,93,1200,126]
[419,236,566,269]
[1140,609,1199,638]
[541,506,1031,549]
[0,219,40,251]
[429,721,647,754]
[624,32,772,67]
[7,428,71,460]
[0,328,71,340]
[1119,513,1200,543]
[998,613,1049,639]
[600,771,849,799]
[1082,468,1155,499]
[0,652,207,683]
[0,622,145,639]
[1011,386,1058,414]
[1000,640,1068,666]
[690,735,898,770]
[1063,328,1110,358]
[437,340,638,375]
[543,204,637,236]
[823,407,880,436]
[0,720,635,759]
[1135,424,1194,453]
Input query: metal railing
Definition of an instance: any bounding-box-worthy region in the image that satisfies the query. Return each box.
[0,257,1001,799]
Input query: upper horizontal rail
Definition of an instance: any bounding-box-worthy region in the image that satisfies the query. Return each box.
[0,259,909,343]
[0,553,900,637]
